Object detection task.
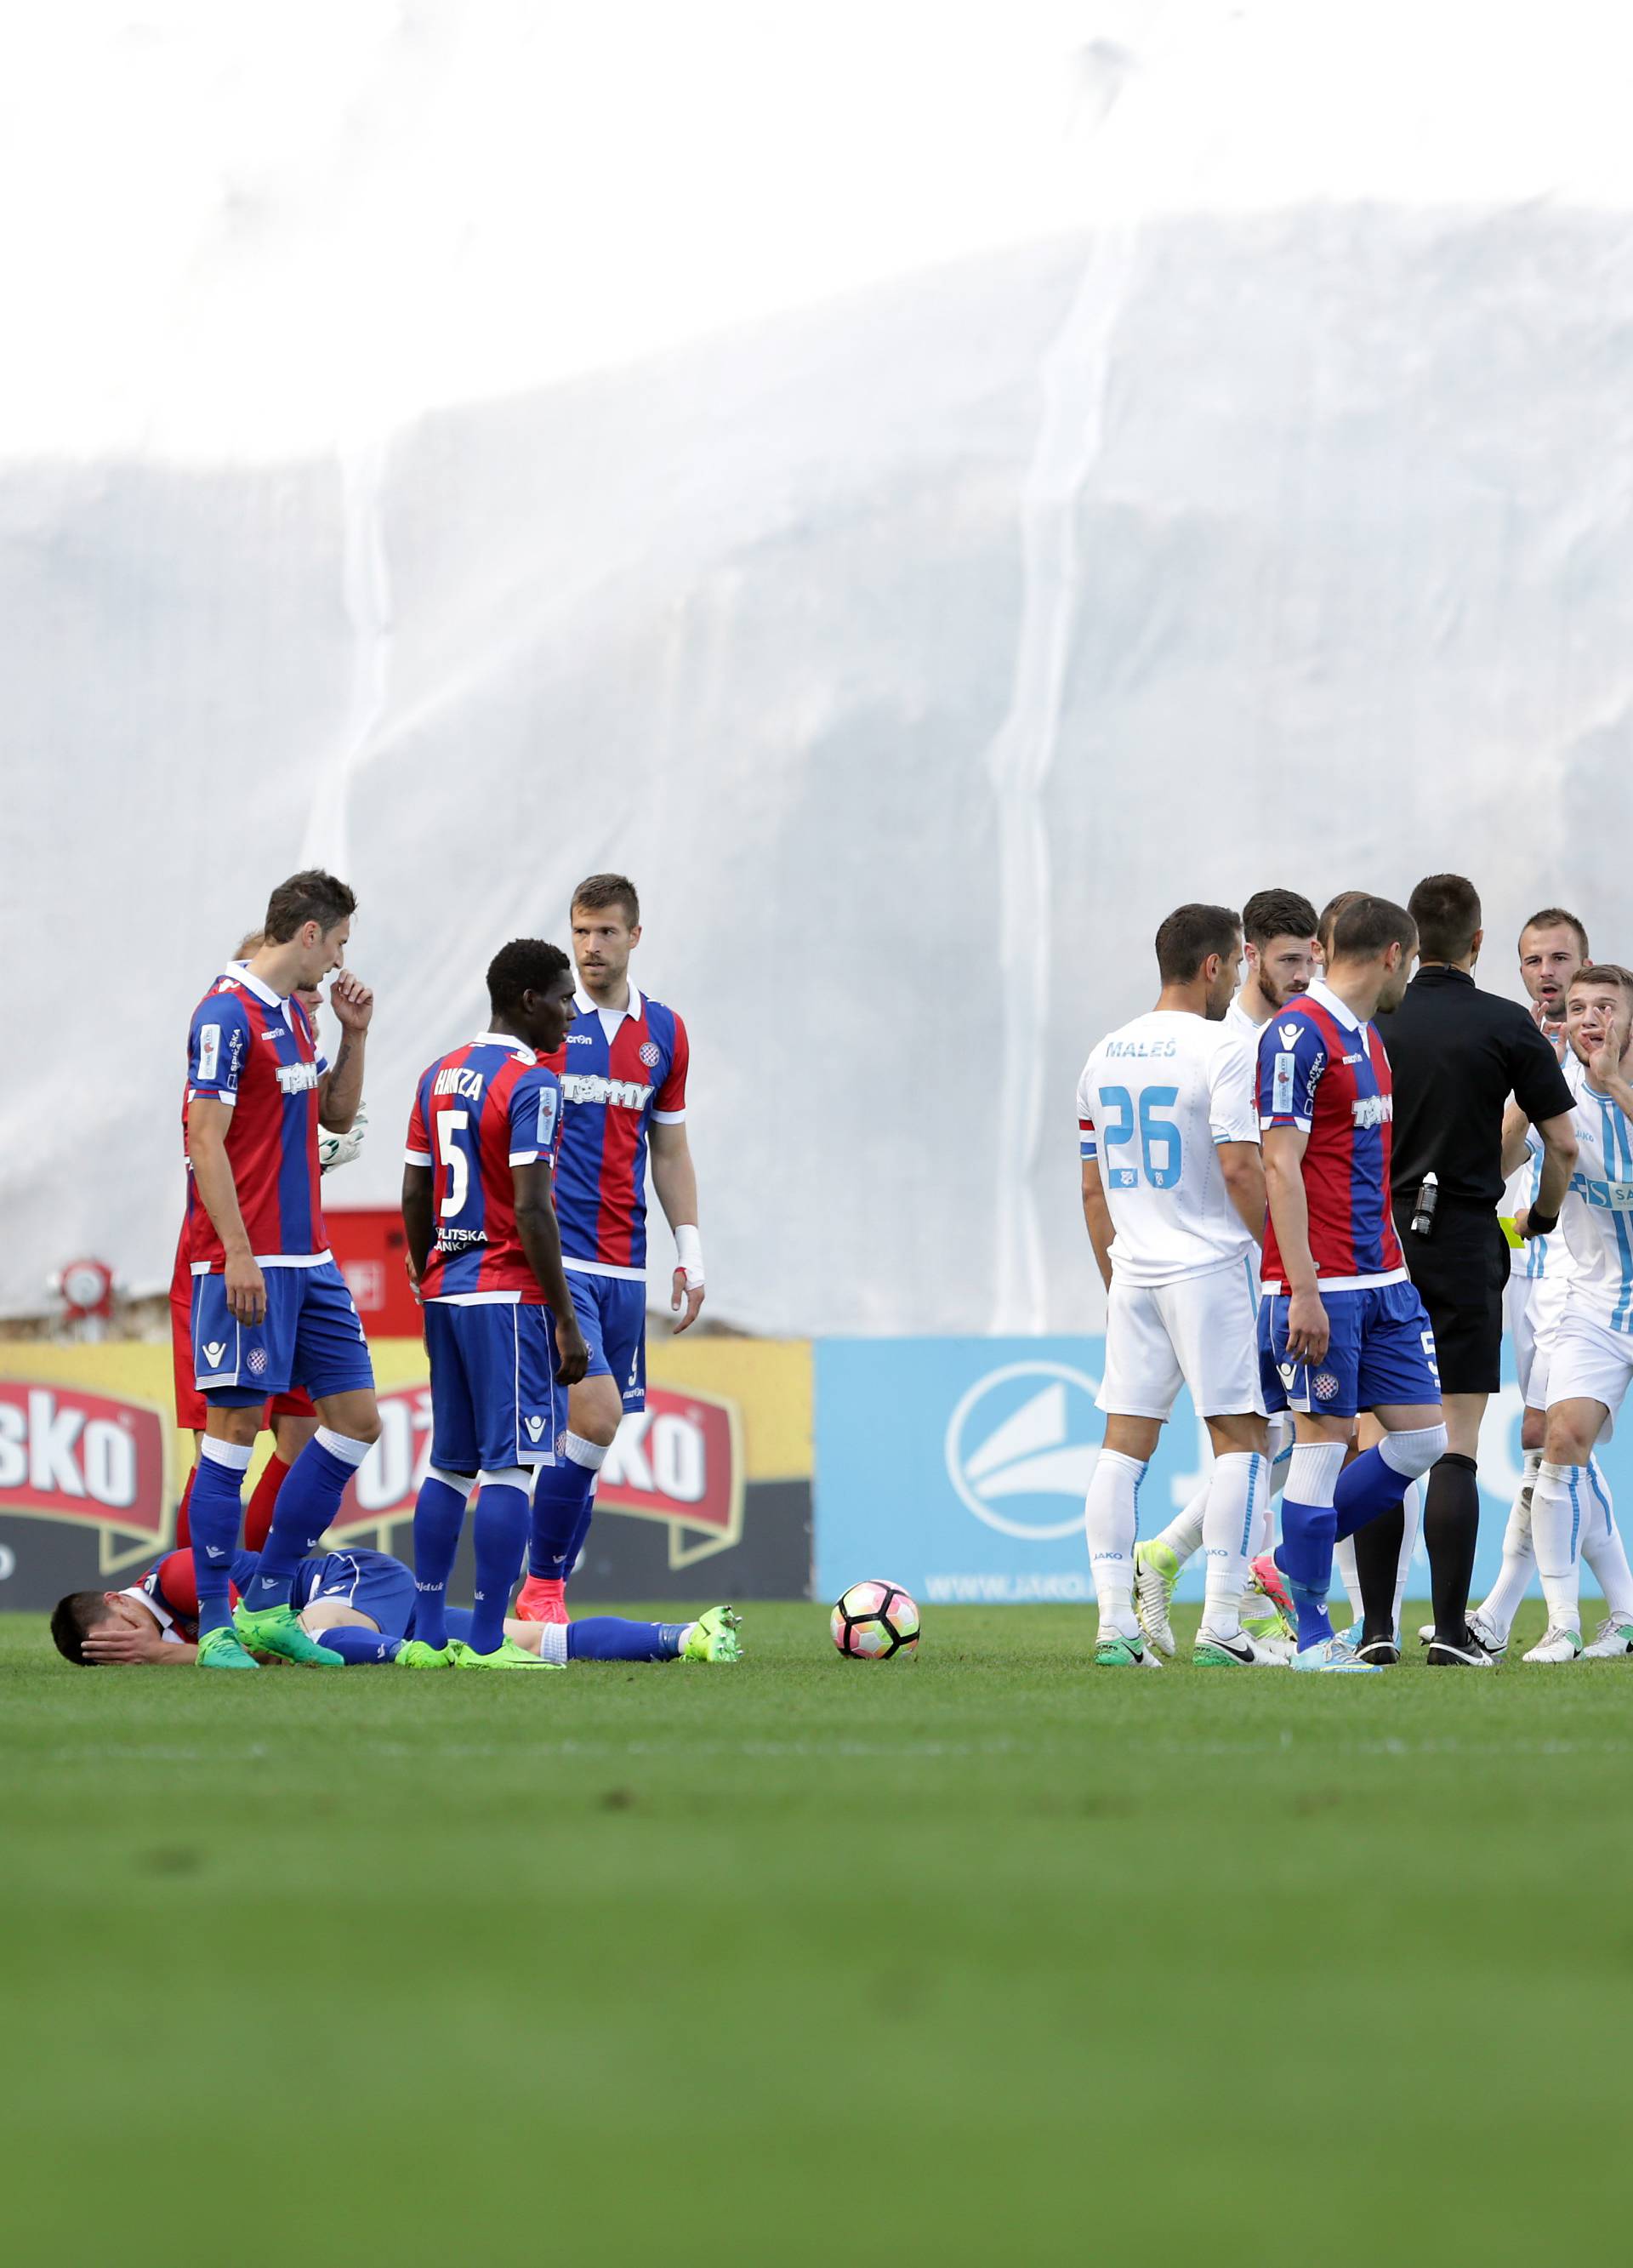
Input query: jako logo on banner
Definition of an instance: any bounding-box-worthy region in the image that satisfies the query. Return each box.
[943,1363,1103,1540]
[0,1382,168,1568]
[335,1379,743,1566]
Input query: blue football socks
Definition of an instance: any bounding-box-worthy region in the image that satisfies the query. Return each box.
[568,1618,686,1662]
[249,1429,371,1606]
[528,1456,597,1581]
[315,1625,401,1665]
[1332,1445,1408,1541]
[412,1470,473,1651]
[189,1438,253,1637]
[469,1475,531,1655]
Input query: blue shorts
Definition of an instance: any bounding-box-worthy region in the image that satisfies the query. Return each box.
[424,1299,563,1475]
[1259,1279,1442,1421]
[293,1548,418,1642]
[566,1270,647,1411]
[193,1259,374,1407]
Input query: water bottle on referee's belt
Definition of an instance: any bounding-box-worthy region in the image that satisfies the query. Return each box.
[1409,1170,1439,1239]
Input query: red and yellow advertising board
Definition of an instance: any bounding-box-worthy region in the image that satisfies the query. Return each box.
[0,1335,812,1606]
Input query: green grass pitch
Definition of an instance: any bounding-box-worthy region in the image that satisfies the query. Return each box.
[4,1600,1632,2265]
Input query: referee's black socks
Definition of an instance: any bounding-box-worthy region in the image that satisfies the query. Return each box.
[1423,1451,1482,1644]
[1351,1500,1405,1647]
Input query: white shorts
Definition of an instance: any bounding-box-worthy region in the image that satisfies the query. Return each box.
[1545,1303,1633,1445]
[1098,1260,1264,1422]
[1506,1271,1570,1411]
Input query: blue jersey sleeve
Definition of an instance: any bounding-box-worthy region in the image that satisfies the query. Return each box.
[509,1068,562,1166]
[189,993,254,1107]
[1258,1014,1327,1132]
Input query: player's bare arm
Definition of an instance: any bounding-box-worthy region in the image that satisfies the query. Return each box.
[401,1161,435,1285]
[81,1616,197,1667]
[1261,1124,1329,1361]
[512,1157,590,1385]
[185,1096,265,1324]
[1216,1140,1267,1245]
[1499,1099,1534,1180]
[318,970,373,1131]
[1516,1108,1579,1238]
[650,1120,704,1332]
[1079,1156,1114,1291]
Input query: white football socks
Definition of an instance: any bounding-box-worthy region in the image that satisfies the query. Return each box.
[1156,1483,1206,1569]
[1532,1462,1585,1633]
[1579,1455,1633,1622]
[1084,1448,1145,1638]
[1200,1451,1266,1642]
[1391,1479,1423,1638]
[1477,1451,1542,1643]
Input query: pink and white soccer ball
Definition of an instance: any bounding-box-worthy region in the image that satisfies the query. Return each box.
[831,1580,920,1660]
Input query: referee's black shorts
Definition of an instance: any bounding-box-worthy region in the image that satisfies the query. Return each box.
[1393,1200,1511,1397]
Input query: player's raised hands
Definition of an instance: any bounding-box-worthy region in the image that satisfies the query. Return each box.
[670,1268,706,1334]
[328,971,374,1031]
[1585,1004,1627,1085]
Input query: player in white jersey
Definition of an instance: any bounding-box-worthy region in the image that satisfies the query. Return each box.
[1078,903,1279,1667]
[1508,966,1633,1660]
[1133,889,1318,1653]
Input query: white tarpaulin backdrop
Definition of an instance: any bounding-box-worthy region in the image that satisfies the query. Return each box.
[6,3,1633,1331]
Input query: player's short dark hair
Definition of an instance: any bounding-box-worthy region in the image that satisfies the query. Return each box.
[49,1593,107,1666]
[1316,891,1363,958]
[1242,889,1319,949]
[1522,906,1590,958]
[1330,894,1417,963]
[486,937,572,1015]
[1569,962,1633,1006]
[263,870,357,944]
[571,873,640,928]
[1154,903,1241,984]
[1408,873,1482,962]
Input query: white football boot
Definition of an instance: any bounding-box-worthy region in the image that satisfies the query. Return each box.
[1522,1624,1584,1665]
[1580,1615,1633,1659]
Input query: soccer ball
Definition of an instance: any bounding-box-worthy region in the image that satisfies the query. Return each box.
[831,1580,920,1660]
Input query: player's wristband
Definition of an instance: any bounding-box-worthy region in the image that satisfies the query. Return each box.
[674,1223,705,1289]
[1525,1207,1560,1238]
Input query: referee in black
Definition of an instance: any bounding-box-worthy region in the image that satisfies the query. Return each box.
[1363,875,1578,1665]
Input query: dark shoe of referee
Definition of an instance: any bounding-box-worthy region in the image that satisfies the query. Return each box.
[1369,875,1578,1664]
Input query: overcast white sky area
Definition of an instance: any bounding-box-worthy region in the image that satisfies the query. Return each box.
[3,0,1633,460]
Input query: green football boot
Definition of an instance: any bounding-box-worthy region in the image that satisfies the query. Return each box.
[233,1602,344,1667]
[1132,1539,1180,1657]
[197,1625,259,1670]
[680,1605,743,1663]
[1095,1630,1162,1668]
[448,1635,552,1669]
[395,1639,453,1668]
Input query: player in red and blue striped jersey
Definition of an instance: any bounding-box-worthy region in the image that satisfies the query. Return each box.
[516,873,703,1624]
[401,939,589,1667]
[1255,894,1448,1671]
[181,869,383,1672]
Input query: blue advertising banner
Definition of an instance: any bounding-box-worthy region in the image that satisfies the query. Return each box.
[814,1336,1619,1609]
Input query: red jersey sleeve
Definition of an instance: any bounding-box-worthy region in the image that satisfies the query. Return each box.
[654,1016,689,1122]
[404,1077,432,1167]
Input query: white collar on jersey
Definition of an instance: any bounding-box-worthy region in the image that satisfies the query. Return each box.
[223,961,287,1011]
[1303,976,1363,1033]
[574,983,643,1026]
[470,1031,538,1063]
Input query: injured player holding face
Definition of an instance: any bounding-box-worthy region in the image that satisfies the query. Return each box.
[49,1544,741,1670]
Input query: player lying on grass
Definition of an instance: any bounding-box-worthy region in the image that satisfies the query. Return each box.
[49,1546,741,1669]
